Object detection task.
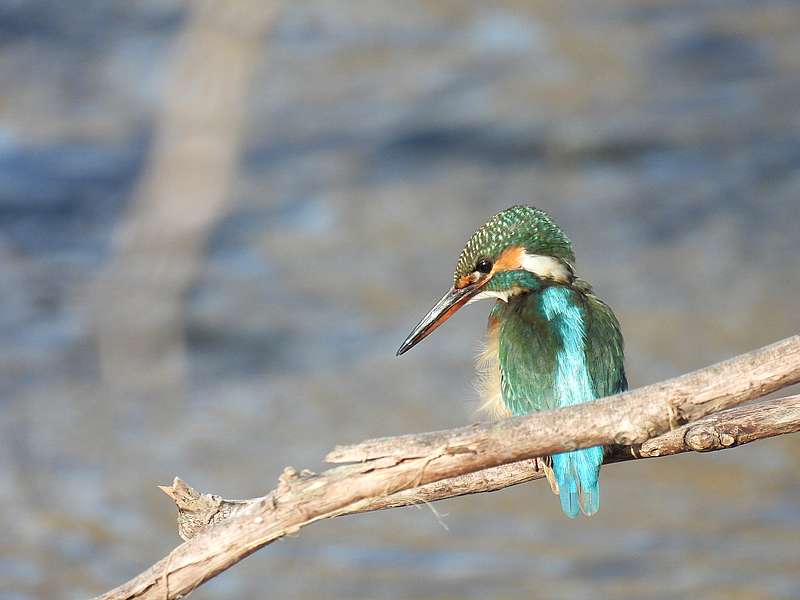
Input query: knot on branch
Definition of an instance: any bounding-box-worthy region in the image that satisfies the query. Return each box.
[684,425,738,452]
[159,477,248,541]
[277,466,317,495]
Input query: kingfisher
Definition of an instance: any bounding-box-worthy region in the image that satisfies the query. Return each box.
[397,205,626,518]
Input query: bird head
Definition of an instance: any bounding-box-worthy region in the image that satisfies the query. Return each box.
[397,205,575,355]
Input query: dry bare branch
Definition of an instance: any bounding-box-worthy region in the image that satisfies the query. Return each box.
[151,392,800,534]
[96,335,800,600]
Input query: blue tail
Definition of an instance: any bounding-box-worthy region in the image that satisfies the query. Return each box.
[551,446,604,518]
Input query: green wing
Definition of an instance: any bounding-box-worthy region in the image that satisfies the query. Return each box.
[582,291,627,397]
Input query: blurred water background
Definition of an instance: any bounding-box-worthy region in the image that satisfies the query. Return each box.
[1,1,800,598]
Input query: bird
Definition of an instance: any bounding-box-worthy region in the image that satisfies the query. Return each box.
[396,205,626,518]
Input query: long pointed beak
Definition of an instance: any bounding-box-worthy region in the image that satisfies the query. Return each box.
[396,282,483,356]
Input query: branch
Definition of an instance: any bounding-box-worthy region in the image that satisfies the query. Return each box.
[161,393,800,525]
[97,335,800,599]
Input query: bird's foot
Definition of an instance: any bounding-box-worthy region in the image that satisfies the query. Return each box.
[542,458,559,494]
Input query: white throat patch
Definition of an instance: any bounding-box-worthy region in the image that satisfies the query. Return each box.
[467,290,514,305]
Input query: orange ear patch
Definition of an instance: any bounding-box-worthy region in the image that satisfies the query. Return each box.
[491,245,526,273]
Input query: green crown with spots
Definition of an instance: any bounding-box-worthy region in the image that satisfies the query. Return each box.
[453,206,575,283]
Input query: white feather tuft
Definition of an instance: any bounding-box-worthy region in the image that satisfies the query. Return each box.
[474,330,511,419]
[519,253,572,283]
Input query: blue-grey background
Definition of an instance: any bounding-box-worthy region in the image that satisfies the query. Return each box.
[1,1,799,598]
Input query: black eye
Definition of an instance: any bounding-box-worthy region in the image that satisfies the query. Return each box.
[475,258,493,274]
